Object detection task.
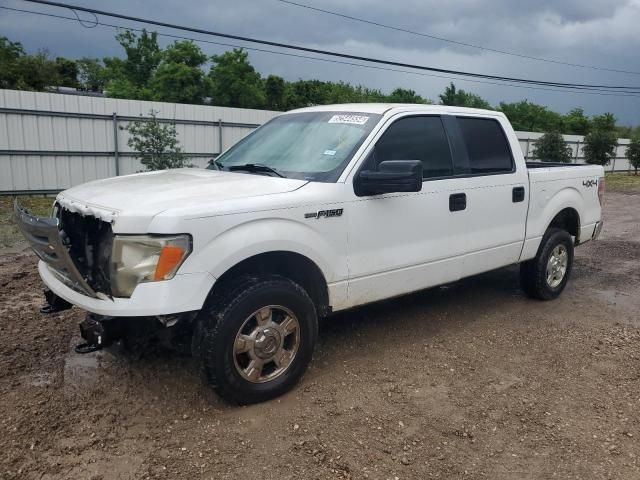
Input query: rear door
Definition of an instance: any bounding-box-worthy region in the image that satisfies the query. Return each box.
[447,115,529,276]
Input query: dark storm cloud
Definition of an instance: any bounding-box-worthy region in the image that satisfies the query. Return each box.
[1,0,640,124]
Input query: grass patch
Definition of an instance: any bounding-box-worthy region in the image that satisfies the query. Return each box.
[605,172,640,192]
[0,195,55,248]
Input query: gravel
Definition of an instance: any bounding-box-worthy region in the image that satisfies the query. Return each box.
[1,191,639,480]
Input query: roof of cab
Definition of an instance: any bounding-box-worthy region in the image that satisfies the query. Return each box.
[287,103,506,118]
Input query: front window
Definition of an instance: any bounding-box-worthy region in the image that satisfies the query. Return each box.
[211,111,381,182]
[373,116,453,179]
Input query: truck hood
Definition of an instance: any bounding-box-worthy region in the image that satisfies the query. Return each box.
[57,168,307,224]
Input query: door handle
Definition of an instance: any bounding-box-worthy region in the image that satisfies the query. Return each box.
[449,193,466,212]
[512,186,525,203]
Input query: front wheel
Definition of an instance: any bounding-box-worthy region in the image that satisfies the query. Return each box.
[520,228,574,300]
[194,275,318,404]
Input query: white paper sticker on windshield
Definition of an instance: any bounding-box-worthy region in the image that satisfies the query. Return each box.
[323,149,337,156]
[328,114,369,125]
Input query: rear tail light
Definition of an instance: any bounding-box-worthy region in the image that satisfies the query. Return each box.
[598,176,605,206]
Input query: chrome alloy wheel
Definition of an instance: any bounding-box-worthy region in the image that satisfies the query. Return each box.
[233,305,301,383]
[546,244,568,288]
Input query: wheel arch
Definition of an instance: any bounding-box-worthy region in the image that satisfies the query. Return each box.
[212,251,331,317]
[533,186,584,244]
[546,207,581,243]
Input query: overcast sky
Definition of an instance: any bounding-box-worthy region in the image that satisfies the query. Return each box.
[2,0,640,124]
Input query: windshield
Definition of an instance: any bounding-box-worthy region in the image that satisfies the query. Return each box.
[210,111,381,182]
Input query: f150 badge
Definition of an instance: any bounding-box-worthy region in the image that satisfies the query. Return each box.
[305,209,344,219]
[582,179,598,188]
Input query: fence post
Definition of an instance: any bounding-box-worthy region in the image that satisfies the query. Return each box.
[112,112,120,176]
[218,118,223,155]
[525,138,530,160]
[612,143,617,172]
[574,140,580,164]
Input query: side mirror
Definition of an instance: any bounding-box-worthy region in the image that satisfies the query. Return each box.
[355,160,423,196]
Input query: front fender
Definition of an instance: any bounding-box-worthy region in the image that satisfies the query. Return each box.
[184,217,344,283]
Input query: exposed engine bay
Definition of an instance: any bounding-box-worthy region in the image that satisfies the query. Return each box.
[56,205,113,296]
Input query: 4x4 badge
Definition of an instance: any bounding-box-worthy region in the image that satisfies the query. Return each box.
[582,179,598,188]
[305,208,344,219]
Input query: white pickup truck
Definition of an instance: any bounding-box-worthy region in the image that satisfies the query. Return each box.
[16,104,604,403]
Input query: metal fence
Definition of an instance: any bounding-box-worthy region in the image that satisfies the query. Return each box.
[0,89,634,194]
[0,89,278,194]
[516,131,632,172]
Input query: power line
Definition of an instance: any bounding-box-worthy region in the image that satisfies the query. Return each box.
[5,5,640,99]
[17,0,640,93]
[275,0,640,77]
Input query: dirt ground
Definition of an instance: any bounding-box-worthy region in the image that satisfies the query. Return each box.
[1,189,639,480]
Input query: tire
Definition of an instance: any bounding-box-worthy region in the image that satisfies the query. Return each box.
[193,274,318,404]
[520,228,574,300]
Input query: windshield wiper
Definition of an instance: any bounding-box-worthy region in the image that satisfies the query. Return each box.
[227,163,285,178]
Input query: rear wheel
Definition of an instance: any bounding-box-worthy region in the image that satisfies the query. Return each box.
[520,228,574,300]
[194,275,318,404]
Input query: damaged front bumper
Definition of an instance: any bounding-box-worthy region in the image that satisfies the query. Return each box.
[14,200,98,298]
[16,199,215,317]
[38,261,214,316]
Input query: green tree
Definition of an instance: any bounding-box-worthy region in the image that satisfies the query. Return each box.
[284,79,329,108]
[499,100,564,132]
[0,38,62,91]
[387,87,428,104]
[14,51,61,91]
[532,131,573,163]
[55,57,78,88]
[264,75,286,110]
[104,30,161,99]
[0,36,26,89]
[327,81,361,104]
[280,79,429,108]
[151,62,208,103]
[583,130,617,166]
[592,113,616,132]
[626,136,640,175]
[616,125,633,138]
[208,48,265,108]
[125,110,187,170]
[162,40,207,67]
[77,57,106,92]
[562,108,591,135]
[439,83,491,109]
[105,77,153,100]
[151,41,209,104]
[583,112,617,166]
[113,29,161,87]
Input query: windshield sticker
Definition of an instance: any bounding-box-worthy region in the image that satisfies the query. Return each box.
[323,149,337,156]
[328,114,369,125]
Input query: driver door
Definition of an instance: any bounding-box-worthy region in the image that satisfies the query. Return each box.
[345,114,469,308]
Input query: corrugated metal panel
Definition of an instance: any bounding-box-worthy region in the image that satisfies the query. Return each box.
[0,89,279,192]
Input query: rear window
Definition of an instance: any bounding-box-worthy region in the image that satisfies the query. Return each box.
[457,118,513,174]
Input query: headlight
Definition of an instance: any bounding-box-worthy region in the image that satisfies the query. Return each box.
[110,234,192,297]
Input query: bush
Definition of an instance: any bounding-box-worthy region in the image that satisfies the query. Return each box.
[583,130,618,166]
[125,110,187,171]
[532,131,572,163]
[626,136,640,175]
